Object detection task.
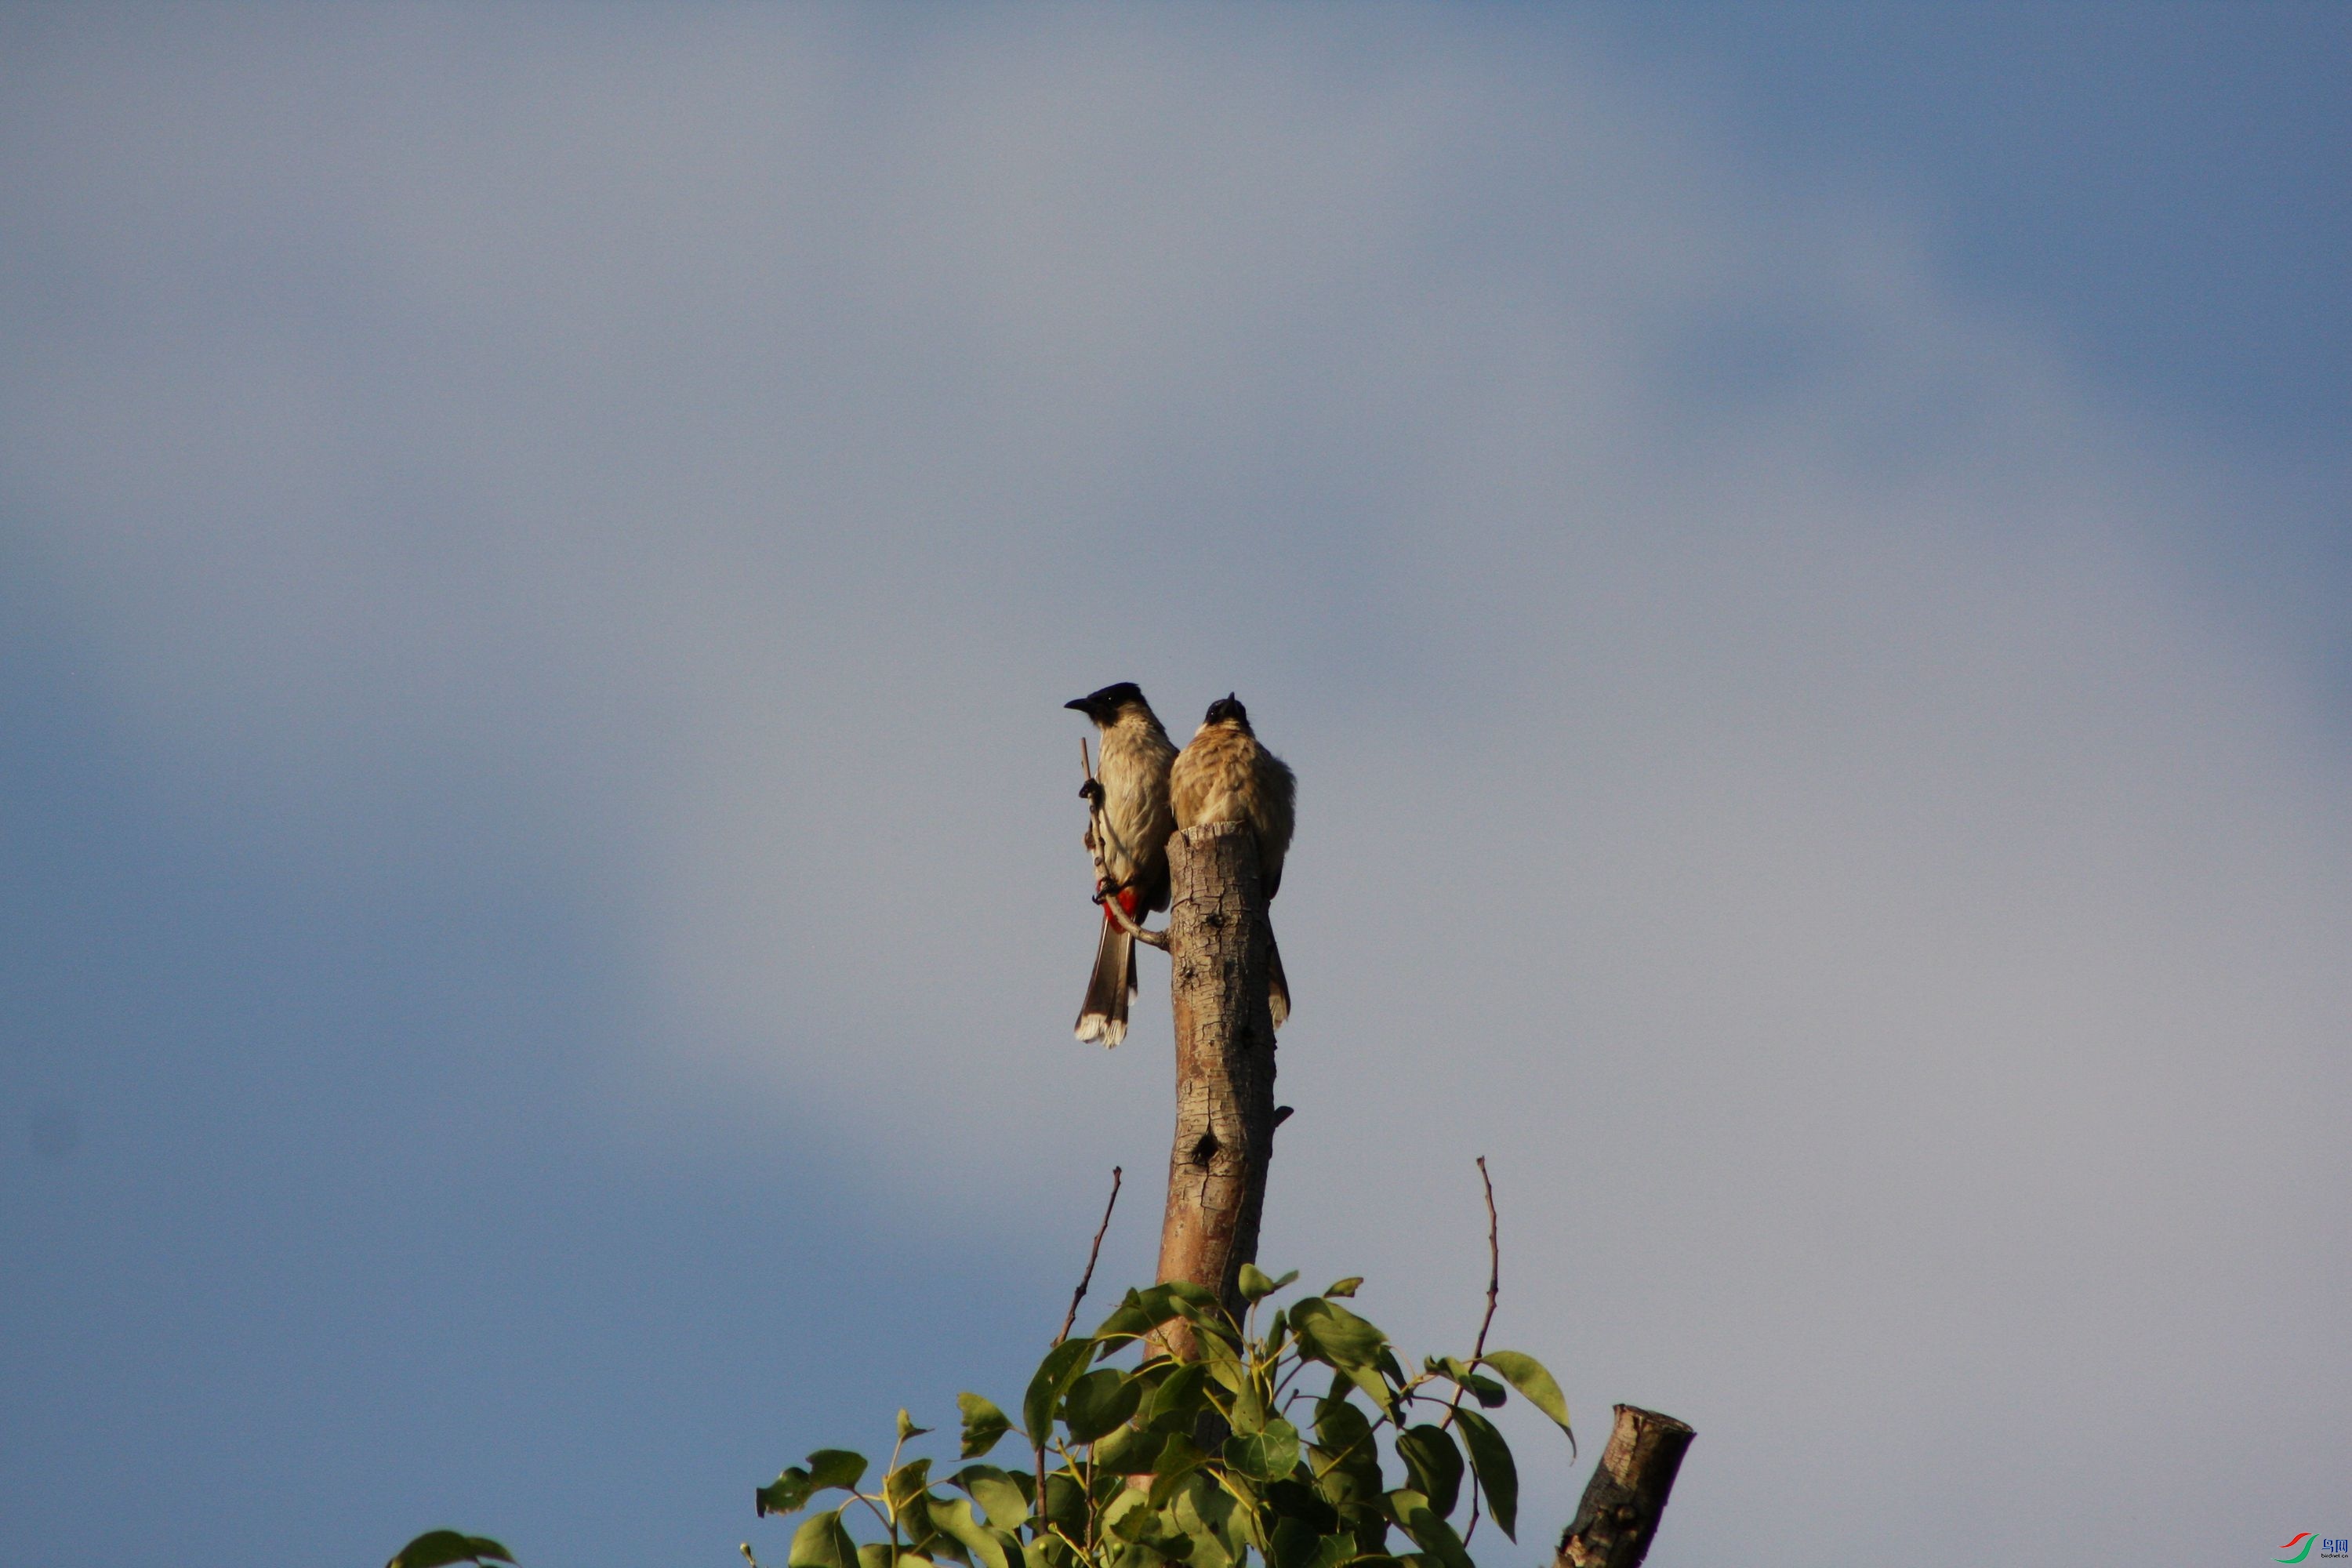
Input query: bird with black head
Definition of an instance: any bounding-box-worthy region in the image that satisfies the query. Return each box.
[1064,682,1176,1047]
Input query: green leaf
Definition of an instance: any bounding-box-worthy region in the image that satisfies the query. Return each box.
[1327,1496,1387,1553]
[810,1451,871,1493]
[1091,1422,1168,1475]
[1198,1330,1251,1403]
[1167,1287,1242,1348]
[1175,1497,1232,1568]
[1237,1265,1299,1303]
[1222,1361,1268,1436]
[1264,1479,1339,1536]
[1174,1472,1240,1567]
[1312,1465,1380,1518]
[1040,1473,1087,1533]
[957,1393,1014,1459]
[1393,1426,1462,1519]
[1443,1366,1506,1409]
[757,1474,809,1519]
[859,1545,896,1568]
[1322,1278,1363,1299]
[1024,1338,1095,1443]
[898,1409,934,1443]
[1101,1486,1154,1544]
[1062,1367,1143,1443]
[760,1452,864,1520]
[1219,1476,1268,1553]
[1311,1382,1373,1453]
[1141,1363,1210,1432]
[387,1530,517,1568]
[955,1401,1011,1457]
[1094,1286,1184,1341]
[953,1466,1031,1532]
[788,1512,860,1568]
[1287,1300,1385,1371]
[1310,1381,1387,1502]
[898,1493,940,1555]
[1269,1517,1320,1568]
[1224,1416,1301,1481]
[885,1459,935,1523]
[1478,1352,1573,1443]
[1148,1434,1210,1508]
[1161,1279,1221,1309]
[1340,1360,1398,1419]
[927,1495,1010,1568]
[1182,1534,1231,1568]
[1384,1492,1474,1568]
[1450,1408,1519,1541]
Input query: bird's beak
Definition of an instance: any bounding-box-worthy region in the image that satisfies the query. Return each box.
[1065,698,1093,715]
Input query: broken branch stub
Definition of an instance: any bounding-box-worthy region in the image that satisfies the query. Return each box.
[1555,1405,1695,1568]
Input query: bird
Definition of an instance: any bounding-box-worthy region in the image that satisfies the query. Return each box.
[1170,693,1295,1029]
[1065,682,1178,1047]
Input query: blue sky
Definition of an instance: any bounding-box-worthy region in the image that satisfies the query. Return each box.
[2,8,2347,1567]
[1592,3,2347,444]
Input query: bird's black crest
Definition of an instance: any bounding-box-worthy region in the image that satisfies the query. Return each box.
[1203,693,1249,728]
[1066,681,1146,720]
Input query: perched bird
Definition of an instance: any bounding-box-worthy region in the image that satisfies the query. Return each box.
[1171,693,1296,1028]
[1065,682,1178,1047]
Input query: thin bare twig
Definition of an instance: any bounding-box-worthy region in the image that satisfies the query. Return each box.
[1459,1156,1501,1542]
[1042,1163,1121,1530]
[1055,1166,1123,1345]
[1079,736,1171,950]
[1473,1155,1500,1359]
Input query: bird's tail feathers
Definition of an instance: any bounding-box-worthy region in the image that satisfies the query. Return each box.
[1075,905,1137,1048]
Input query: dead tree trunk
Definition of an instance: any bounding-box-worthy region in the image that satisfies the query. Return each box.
[1151,822,1279,1357]
[1555,1405,1695,1568]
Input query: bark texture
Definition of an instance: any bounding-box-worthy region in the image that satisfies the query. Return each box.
[1151,822,1279,1357]
[1555,1406,1695,1568]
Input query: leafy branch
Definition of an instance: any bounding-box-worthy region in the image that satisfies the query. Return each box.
[752,1265,1571,1568]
